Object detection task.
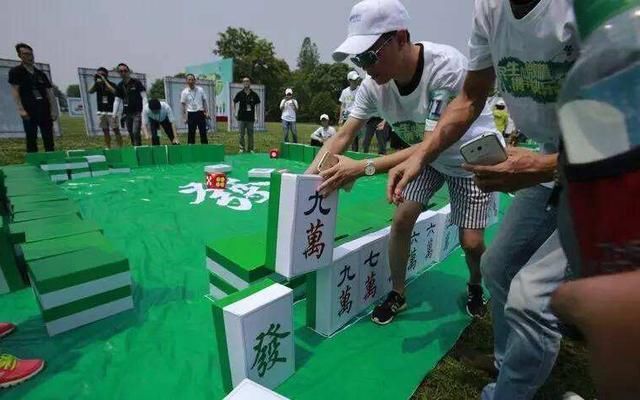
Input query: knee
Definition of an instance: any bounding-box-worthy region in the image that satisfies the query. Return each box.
[461,234,485,258]
[391,207,420,237]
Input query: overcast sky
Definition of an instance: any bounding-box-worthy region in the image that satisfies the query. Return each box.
[0,0,474,90]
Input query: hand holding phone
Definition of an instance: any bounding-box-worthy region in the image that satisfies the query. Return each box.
[460,133,508,166]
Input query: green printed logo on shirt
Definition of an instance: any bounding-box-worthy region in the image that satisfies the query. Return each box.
[497,57,574,104]
[391,121,424,145]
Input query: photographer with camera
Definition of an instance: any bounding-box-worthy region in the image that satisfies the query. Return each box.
[89,67,122,148]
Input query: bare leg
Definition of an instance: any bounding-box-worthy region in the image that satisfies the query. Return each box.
[102,128,111,149]
[460,228,485,285]
[388,200,423,295]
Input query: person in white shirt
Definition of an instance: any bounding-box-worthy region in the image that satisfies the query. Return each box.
[339,70,366,151]
[180,74,209,144]
[280,88,298,143]
[310,114,337,147]
[307,0,499,325]
[388,0,579,398]
[141,99,179,145]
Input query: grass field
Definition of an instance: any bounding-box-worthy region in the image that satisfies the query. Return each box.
[0,115,595,399]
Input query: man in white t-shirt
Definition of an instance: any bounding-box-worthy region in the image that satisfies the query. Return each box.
[180,74,209,144]
[141,99,179,145]
[308,0,499,324]
[339,71,365,151]
[389,0,579,398]
[310,114,337,147]
[280,88,298,143]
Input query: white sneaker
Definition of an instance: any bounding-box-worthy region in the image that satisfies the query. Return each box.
[239,149,244,153]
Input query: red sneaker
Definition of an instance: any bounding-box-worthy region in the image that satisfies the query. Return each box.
[0,354,45,388]
[0,323,16,339]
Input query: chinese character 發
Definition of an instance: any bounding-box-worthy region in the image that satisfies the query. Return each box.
[304,191,331,216]
[303,219,325,259]
[250,323,291,378]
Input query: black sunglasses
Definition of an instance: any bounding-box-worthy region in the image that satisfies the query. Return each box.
[118,69,128,73]
[350,32,396,68]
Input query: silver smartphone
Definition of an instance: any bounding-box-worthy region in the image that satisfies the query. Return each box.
[460,133,508,166]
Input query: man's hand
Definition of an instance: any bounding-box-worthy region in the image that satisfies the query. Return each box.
[19,109,30,120]
[387,152,425,204]
[462,147,556,193]
[317,155,363,196]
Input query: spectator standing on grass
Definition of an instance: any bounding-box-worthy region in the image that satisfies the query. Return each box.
[310,114,337,147]
[280,88,298,143]
[113,63,147,146]
[232,77,260,153]
[339,70,365,151]
[89,67,122,148]
[142,99,180,146]
[8,43,58,153]
[363,116,389,154]
[180,74,209,145]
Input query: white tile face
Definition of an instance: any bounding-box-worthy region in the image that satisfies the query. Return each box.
[248,168,276,179]
[314,249,361,336]
[355,234,389,311]
[224,285,294,390]
[224,379,289,400]
[276,174,337,278]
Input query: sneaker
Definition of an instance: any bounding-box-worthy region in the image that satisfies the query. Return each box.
[239,149,244,154]
[371,291,407,325]
[0,354,45,388]
[0,323,16,339]
[466,284,487,317]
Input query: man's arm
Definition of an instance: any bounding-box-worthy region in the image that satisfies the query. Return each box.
[10,85,28,119]
[201,89,208,116]
[388,67,496,200]
[88,81,98,94]
[416,67,495,165]
[47,88,58,121]
[305,117,367,174]
[103,79,116,94]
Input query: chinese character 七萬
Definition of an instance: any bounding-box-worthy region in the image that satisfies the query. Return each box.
[303,219,325,259]
[364,250,380,267]
[363,271,377,301]
[250,323,291,378]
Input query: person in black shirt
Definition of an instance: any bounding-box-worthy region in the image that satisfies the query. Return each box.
[232,77,261,153]
[8,43,58,153]
[89,67,122,148]
[113,63,147,146]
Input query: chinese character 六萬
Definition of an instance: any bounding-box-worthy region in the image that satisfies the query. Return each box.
[408,247,417,271]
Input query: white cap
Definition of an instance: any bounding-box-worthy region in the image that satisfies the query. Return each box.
[496,99,506,107]
[333,0,409,62]
[285,88,293,95]
[347,71,360,81]
[320,114,330,121]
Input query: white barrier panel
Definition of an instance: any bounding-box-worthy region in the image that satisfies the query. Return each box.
[77,68,147,136]
[0,58,61,138]
[228,83,266,132]
[164,77,216,133]
[67,97,84,117]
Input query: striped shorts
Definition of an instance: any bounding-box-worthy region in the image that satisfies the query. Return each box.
[403,166,492,229]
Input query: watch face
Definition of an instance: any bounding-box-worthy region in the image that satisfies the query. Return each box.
[365,164,375,176]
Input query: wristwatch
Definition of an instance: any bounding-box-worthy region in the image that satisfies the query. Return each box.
[364,159,376,176]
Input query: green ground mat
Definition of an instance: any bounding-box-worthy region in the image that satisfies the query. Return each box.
[0,154,508,399]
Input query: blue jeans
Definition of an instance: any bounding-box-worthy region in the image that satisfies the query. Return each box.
[480,186,567,400]
[282,120,297,143]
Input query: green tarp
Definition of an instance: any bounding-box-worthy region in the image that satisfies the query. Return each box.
[0,154,508,400]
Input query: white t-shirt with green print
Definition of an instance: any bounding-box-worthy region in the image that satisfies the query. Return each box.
[468,0,578,155]
[350,41,496,177]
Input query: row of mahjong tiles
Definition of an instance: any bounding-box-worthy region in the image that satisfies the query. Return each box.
[0,153,507,399]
